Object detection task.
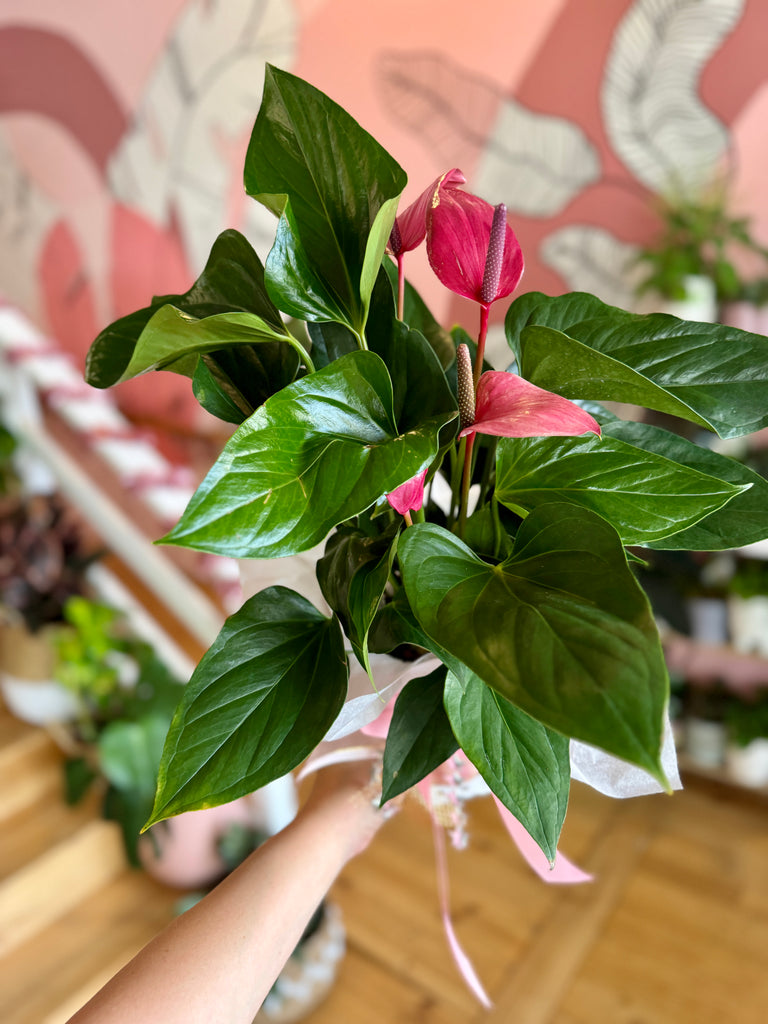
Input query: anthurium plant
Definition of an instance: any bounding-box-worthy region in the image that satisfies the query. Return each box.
[86,66,768,863]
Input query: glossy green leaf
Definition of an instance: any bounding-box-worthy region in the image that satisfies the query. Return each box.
[505,291,768,438]
[317,525,398,675]
[245,65,406,335]
[192,358,250,424]
[368,587,433,656]
[306,320,358,369]
[201,344,303,419]
[398,506,669,782]
[444,668,570,862]
[495,429,746,545]
[381,666,458,803]
[119,307,299,383]
[163,351,454,558]
[603,420,768,550]
[86,229,282,388]
[146,587,348,825]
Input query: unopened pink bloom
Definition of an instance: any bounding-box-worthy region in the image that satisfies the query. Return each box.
[458,372,601,439]
[387,168,466,257]
[427,190,523,307]
[386,468,428,515]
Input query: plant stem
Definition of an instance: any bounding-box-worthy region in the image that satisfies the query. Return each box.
[403,511,413,527]
[458,432,476,539]
[397,255,405,321]
[287,336,316,375]
[448,438,466,528]
[474,304,490,388]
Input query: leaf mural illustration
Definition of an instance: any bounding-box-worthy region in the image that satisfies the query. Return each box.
[108,0,296,270]
[473,99,600,218]
[0,131,57,314]
[377,50,600,218]
[602,0,744,193]
[376,51,501,173]
[540,225,647,309]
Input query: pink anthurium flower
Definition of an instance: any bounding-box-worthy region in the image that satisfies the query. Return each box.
[386,467,428,520]
[387,168,466,258]
[459,371,601,439]
[426,191,523,309]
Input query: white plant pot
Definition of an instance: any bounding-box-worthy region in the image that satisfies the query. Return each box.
[725,739,768,788]
[661,274,717,323]
[727,595,768,657]
[685,717,726,768]
[0,671,78,725]
[0,620,78,725]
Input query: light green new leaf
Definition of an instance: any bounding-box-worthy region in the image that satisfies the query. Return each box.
[86,229,283,388]
[495,430,747,545]
[120,307,299,383]
[146,587,347,826]
[163,351,454,558]
[444,668,570,863]
[398,506,669,782]
[505,291,768,438]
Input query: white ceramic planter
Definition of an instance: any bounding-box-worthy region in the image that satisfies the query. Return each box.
[725,738,768,788]
[0,671,78,725]
[0,620,78,725]
[661,274,717,323]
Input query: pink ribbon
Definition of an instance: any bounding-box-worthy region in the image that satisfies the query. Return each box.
[303,689,592,1008]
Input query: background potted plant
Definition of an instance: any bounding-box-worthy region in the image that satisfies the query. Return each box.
[634,183,768,322]
[83,65,768,925]
[0,492,101,724]
[724,688,768,788]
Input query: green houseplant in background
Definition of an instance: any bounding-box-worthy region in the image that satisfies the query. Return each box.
[634,183,768,316]
[85,66,768,867]
[58,604,185,863]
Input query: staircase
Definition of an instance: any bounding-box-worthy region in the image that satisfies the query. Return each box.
[0,707,178,1024]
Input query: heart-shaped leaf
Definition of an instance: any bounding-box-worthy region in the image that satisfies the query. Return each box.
[495,429,746,545]
[86,229,282,388]
[444,668,570,863]
[245,65,406,335]
[398,506,669,782]
[381,666,458,803]
[163,351,455,558]
[146,587,348,826]
[505,291,768,438]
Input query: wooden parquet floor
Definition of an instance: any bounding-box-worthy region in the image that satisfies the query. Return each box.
[1,704,767,1024]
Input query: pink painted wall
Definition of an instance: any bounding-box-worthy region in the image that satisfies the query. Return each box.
[1,0,766,427]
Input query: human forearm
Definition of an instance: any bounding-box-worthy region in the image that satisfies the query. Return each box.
[68,765,384,1024]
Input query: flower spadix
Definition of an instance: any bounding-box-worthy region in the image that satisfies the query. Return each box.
[459,371,602,440]
[427,190,524,308]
